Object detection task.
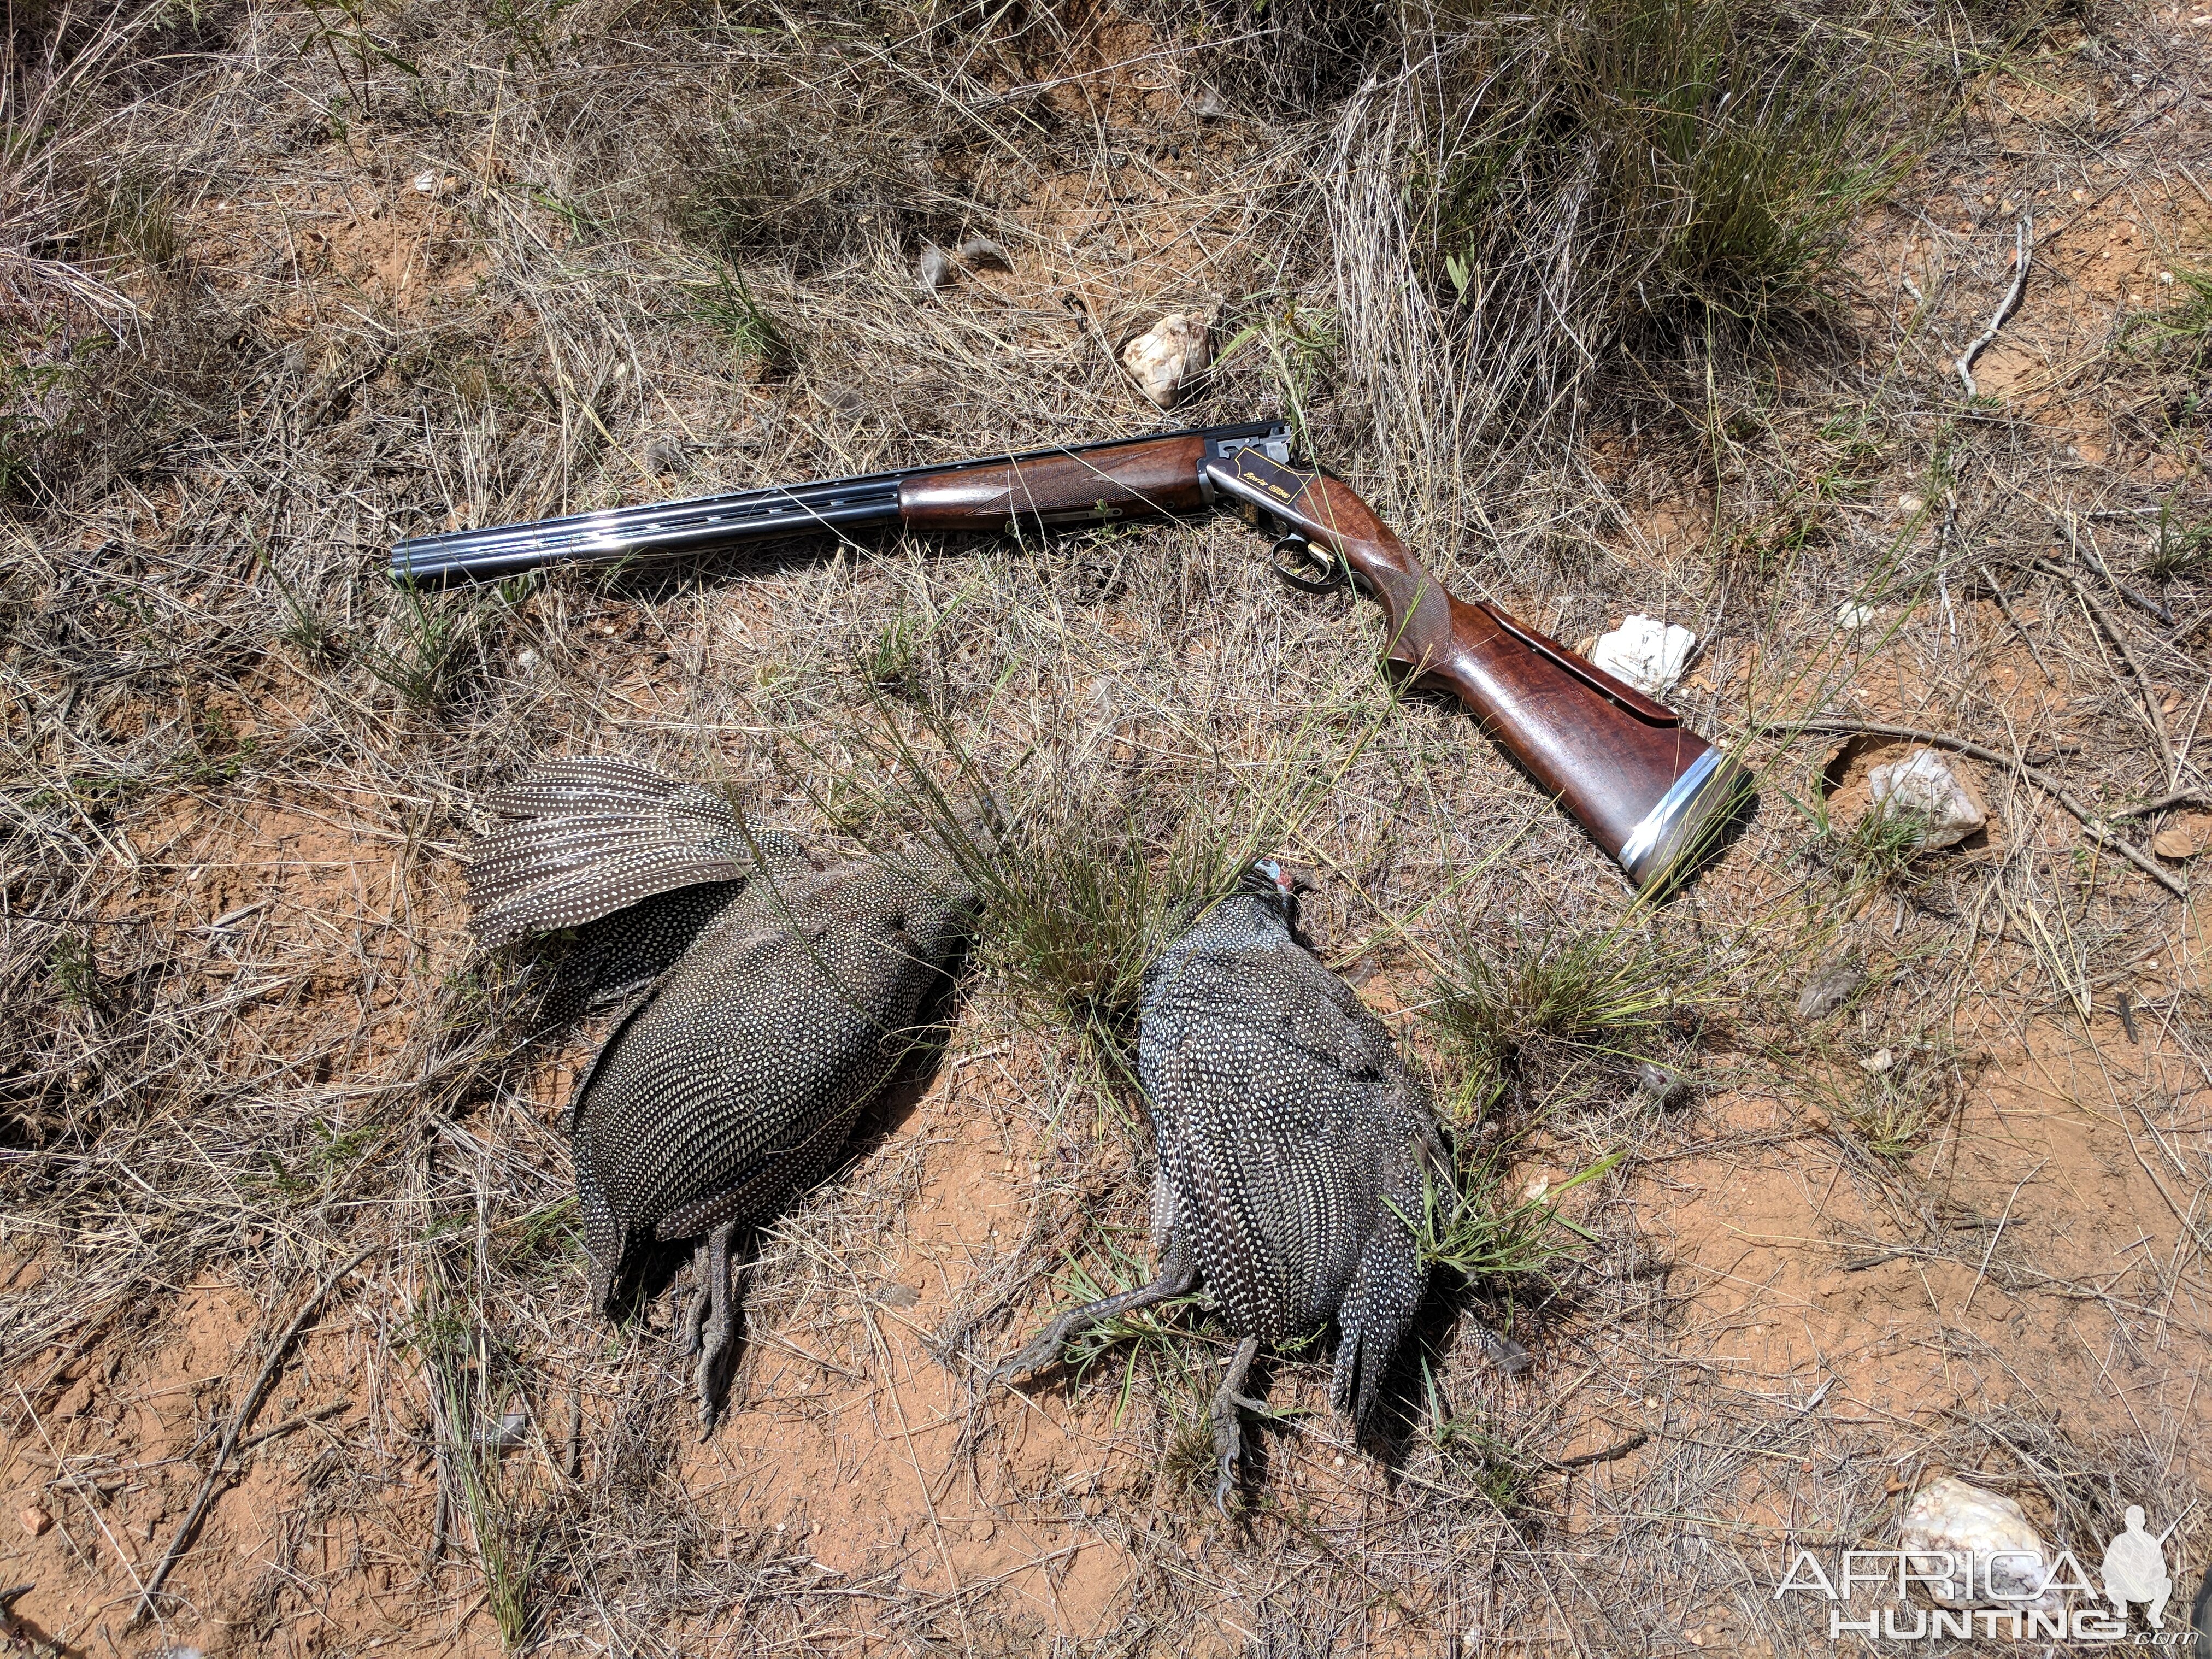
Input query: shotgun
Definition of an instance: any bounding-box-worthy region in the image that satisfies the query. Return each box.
[391,420,1747,890]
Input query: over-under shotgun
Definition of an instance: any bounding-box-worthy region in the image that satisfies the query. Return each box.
[392,420,1746,890]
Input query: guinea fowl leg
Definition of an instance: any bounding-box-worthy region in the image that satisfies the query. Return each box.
[1210,1333,1262,1517]
[693,1222,742,1432]
[993,1239,1196,1383]
[681,1236,713,1355]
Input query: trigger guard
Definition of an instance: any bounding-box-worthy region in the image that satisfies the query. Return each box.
[1269,536,1345,594]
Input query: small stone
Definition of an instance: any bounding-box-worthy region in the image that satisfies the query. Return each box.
[1590,614,1697,696]
[1836,601,1877,630]
[916,243,953,295]
[412,170,437,194]
[1899,1476,2060,1611]
[1867,748,1987,849]
[515,648,540,676]
[1119,313,1210,408]
[21,1504,51,1536]
[1191,84,1228,119]
[1860,1047,1895,1074]
[1795,957,1865,1021]
[1898,493,1926,513]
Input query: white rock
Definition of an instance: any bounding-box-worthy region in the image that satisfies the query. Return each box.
[1120,313,1210,407]
[1898,1476,2060,1611]
[1837,602,1878,629]
[1868,748,1986,849]
[412,170,438,195]
[1899,493,1927,513]
[1590,615,1697,696]
[515,648,541,676]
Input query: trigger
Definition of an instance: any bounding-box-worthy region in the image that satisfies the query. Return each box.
[1269,535,1345,594]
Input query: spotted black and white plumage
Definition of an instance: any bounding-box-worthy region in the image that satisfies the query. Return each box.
[1141,868,1442,1426]
[467,757,973,1426]
[467,757,784,946]
[999,862,1499,1508]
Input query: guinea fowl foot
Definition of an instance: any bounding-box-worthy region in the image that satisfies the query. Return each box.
[992,1317,1084,1385]
[693,1223,740,1434]
[1210,1333,1261,1517]
[991,1248,1199,1389]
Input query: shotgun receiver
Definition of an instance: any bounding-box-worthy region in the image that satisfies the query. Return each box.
[392,420,1746,890]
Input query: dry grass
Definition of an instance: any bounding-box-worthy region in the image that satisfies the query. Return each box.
[2,0,2209,1650]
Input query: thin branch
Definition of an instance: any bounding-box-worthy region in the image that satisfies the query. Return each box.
[1545,1432,1650,1470]
[2073,520,2174,626]
[1957,212,2033,396]
[1792,719,2187,898]
[2030,556,2180,790]
[1976,565,2056,683]
[2112,787,2209,820]
[132,1243,379,1625]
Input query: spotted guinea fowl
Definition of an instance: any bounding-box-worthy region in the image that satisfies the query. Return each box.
[467,757,973,1427]
[996,861,1526,1508]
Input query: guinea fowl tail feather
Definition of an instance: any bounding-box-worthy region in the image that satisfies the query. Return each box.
[467,756,795,944]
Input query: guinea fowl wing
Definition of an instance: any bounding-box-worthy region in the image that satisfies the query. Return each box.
[468,756,802,945]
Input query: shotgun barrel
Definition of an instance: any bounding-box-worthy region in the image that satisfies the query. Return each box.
[390,421,1746,890]
[388,421,1290,582]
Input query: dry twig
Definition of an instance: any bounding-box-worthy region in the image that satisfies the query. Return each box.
[132,1243,379,1624]
[1956,212,2033,396]
[2030,556,2181,790]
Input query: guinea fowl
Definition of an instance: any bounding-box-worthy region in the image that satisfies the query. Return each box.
[467,757,972,1427]
[996,861,1524,1508]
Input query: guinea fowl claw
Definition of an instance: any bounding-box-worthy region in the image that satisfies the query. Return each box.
[990,1328,1070,1387]
[1211,1410,1243,1518]
[1209,1333,1261,1517]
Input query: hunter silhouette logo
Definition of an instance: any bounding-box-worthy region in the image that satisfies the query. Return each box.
[1778,1498,2199,1644]
[2101,1507,2176,1628]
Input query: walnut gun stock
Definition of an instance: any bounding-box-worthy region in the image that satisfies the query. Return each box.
[391,420,1746,889]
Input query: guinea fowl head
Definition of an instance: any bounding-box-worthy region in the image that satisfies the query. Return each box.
[1228,856,1301,934]
[1237,857,1295,909]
